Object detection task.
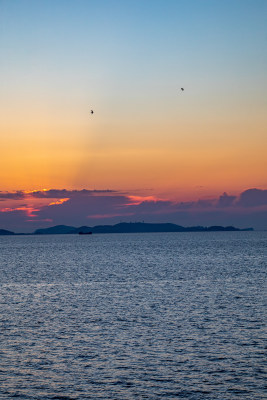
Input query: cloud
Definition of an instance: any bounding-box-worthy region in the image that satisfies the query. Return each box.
[195,199,215,208]
[125,199,174,215]
[0,191,25,200]
[0,189,117,200]
[29,189,117,198]
[236,189,267,207]
[216,192,237,207]
[36,194,132,226]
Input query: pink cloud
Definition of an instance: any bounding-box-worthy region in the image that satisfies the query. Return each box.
[0,206,40,217]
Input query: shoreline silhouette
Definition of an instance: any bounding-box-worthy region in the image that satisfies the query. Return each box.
[0,223,253,235]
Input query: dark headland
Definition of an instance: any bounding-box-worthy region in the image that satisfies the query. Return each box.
[0,222,253,235]
[0,229,15,235]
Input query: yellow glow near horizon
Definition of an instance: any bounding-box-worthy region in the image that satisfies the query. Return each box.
[1,95,266,197]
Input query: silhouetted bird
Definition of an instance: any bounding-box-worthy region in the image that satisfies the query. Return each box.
[90,110,94,114]
[181,88,184,91]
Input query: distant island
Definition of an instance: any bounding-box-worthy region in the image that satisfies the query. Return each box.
[0,229,15,235]
[0,222,254,235]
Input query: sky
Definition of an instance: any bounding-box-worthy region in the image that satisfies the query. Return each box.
[0,0,267,232]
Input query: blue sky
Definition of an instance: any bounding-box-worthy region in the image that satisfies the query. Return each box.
[2,0,266,116]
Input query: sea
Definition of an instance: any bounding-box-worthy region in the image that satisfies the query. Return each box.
[0,231,266,400]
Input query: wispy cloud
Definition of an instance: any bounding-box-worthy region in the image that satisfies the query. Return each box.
[29,189,117,198]
[0,189,117,200]
[48,198,70,206]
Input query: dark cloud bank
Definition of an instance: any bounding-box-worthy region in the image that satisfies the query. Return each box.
[0,189,115,200]
[0,188,266,232]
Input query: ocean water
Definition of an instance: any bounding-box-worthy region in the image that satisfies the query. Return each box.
[0,231,266,400]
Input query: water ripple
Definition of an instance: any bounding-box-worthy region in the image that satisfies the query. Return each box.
[0,232,266,399]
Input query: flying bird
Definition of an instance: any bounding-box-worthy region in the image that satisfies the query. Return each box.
[181,88,184,91]
[90,109,94,114]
